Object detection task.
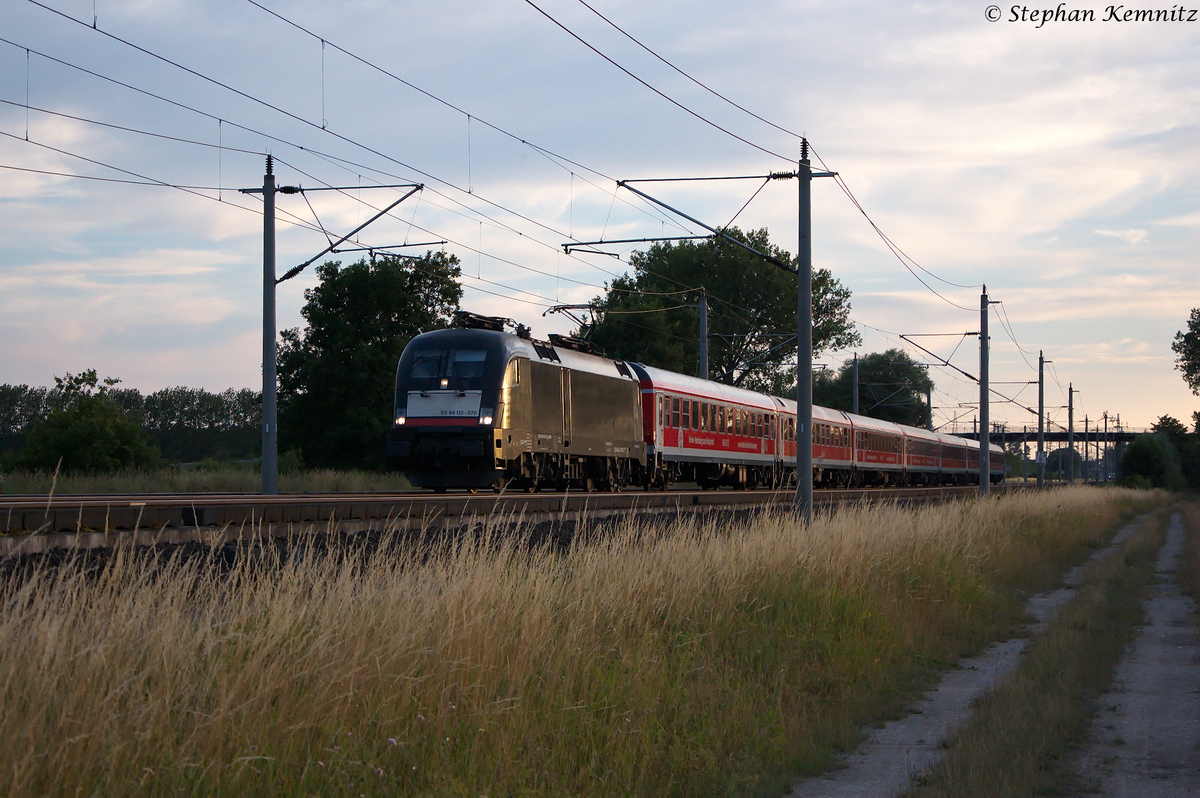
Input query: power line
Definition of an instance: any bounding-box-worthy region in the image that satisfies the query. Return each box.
[520,0,793,162]
[0,133,327,237]
[571,0,805,144]
[0,98,266,158]
[11,9,672,282]
[539,1,979,303]
[0,161,221,189]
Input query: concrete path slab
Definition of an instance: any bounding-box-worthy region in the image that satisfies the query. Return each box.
[1071,513,1200,798]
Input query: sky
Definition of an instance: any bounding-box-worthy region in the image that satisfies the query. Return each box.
[0,0,1197,434]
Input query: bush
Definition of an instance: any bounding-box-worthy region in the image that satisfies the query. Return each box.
[10,371,157,474]
[1117,433,1186,491]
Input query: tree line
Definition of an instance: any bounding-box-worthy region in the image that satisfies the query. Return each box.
[0,372,261,471]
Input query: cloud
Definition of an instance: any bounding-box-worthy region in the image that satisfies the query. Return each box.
[1093,229,1148,245]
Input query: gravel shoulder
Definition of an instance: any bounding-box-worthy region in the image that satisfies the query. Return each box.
[786,515,1149,798]
[1070,512,1200,797]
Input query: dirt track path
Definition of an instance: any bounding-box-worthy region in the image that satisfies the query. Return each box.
[786,516,1148,798]
[1071,513,1200,797]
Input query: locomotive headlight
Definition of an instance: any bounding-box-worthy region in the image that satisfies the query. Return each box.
[478,409,494,426]
[395,415,406,426]
[440,378,449,388]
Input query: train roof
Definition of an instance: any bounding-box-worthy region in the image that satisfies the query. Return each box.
[405,328,638,383]
[630,364,778,411]
[904,425,942,443]
[813,404,851,424]
[842,412,906,435]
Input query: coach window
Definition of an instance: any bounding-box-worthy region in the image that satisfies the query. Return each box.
[694,401,701,431]
[682,399,691,430]
[672,397,680,428]
[659,395,666,427]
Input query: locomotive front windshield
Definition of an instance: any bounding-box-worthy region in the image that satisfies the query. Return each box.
[409,349,488,379]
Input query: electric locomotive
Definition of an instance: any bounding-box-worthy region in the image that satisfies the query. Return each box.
[385,312,646,491]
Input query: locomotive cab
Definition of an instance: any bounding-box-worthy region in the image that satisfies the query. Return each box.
[386,328,518,489]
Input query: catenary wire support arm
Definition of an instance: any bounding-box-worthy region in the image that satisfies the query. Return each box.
[562,234,713,255]
[899,333,979,382]
[617,179,830,272]
[277,185,423,283]
[330,241,447,256]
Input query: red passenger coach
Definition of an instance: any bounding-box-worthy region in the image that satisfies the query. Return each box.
[905,426,943,486]
[631,364,781,488]
[844,413,906,485]
[811,404,854,487]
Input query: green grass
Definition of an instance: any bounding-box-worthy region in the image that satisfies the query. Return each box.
[0,486,1161,797]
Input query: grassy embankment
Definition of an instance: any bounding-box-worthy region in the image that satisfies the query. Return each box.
[0,486,1159,797]
[0,464,411,494]
[909,503,1174,797]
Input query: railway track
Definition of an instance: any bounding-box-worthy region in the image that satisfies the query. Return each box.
[0,484,1026,558]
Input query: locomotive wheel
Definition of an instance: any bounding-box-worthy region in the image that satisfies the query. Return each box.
[583,476,596,493]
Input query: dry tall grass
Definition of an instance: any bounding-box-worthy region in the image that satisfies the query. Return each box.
[0,465,412,495]
[0,486,1155,797]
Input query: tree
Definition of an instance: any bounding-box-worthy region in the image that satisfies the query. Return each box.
[1152,415,1190,449]
[1152,414,1200,491]
[812,349,934,426]
[11,370,157,473]
[1117,433,1185,490]
[0,384,51,454]
[1172,309,1200,393]
[1046,446,1082,479]
[584,228,860,395]
[278,253,463,469]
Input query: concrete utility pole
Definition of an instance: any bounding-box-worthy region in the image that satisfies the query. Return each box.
[1068,384,1076,483]
[1037,350,1046,489]
[852,353,859,415]
[697,289,708,380]
[979,286,994,496]
[796,141,814,520]
[1084,415,1090,482]
[926,384,933,431]
[261,157,279,495]
[1022,425,1028,482]
[1103,412,1109,482]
